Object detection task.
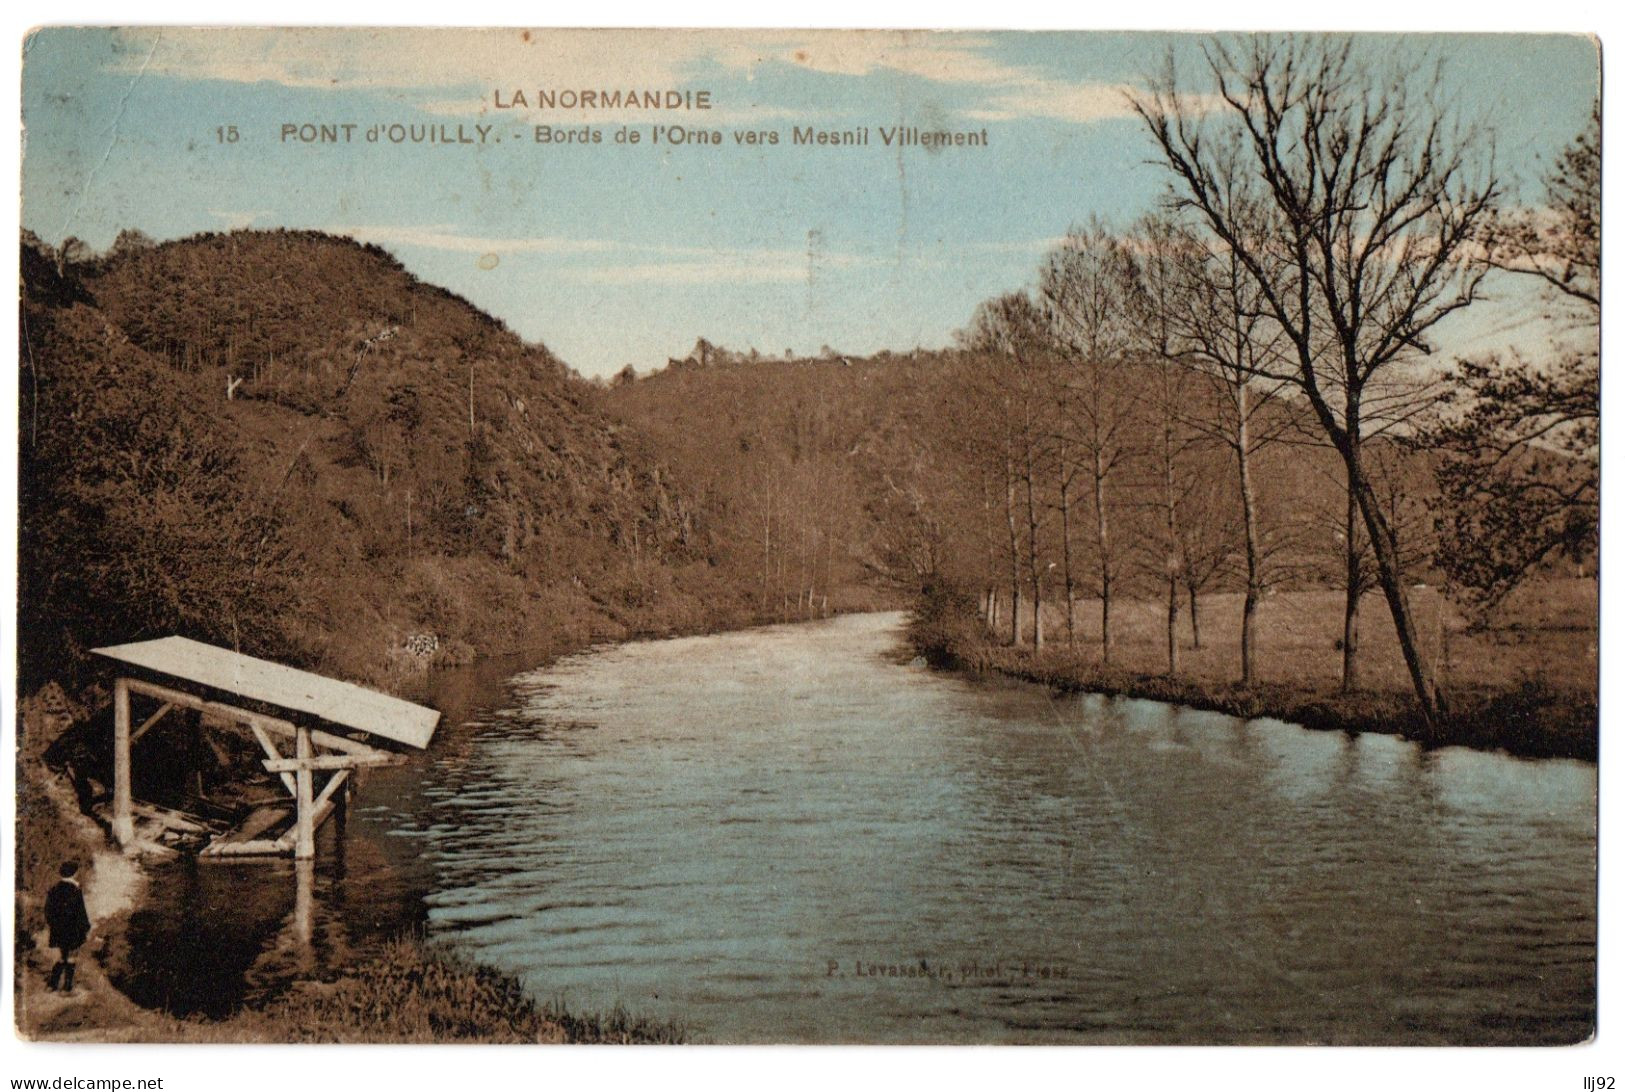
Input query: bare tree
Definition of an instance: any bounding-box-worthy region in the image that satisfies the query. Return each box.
[1430,110,1599,620]
[1137,356,1205,675]
[1281,364,1446,690]
[1133,34,1498,724]
[962,293,1057,646]
[1041,221,1143,664]
[1175,463,1243,652]
[1480,105,1599,311]
[1135,214,1299,684]
[1301,439,1436,690]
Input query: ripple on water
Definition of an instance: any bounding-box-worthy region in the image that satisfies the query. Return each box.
[116,613,1596,1042]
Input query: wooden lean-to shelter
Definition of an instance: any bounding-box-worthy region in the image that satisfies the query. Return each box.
[92,637,439,860]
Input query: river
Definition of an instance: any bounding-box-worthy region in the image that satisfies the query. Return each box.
[116,612,1596,1043]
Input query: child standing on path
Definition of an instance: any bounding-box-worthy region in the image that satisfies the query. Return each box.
[44,861,91,993]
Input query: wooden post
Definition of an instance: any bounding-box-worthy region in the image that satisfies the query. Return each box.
[112,678,135,849]
[293,857,315,951]
[294,725,315,860]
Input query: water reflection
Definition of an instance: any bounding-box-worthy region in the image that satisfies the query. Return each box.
[114,799,430,1016]
[118,613,1595,1043]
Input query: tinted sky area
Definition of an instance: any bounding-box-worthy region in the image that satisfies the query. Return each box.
[21,28,1600,376]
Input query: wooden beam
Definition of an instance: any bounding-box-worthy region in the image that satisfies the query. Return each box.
[294,726,314,860]
[133,838,178,858]
[124,677,375,756]
[293,858,315,947]
[223,805,292,845]
[312,769,350,813]
[271,772,350,852]
[306,793,342,837]
[132,802,211,834]
[261,752,401,773]
[248,723,299,797]
[129,701,173,745]
[199,838,288,858]
[112,678,134,848]
[126,676,294,732]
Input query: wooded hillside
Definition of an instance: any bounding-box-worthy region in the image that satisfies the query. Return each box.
[18,230,753,692]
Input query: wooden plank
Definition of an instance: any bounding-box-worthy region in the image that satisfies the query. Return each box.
[130,702,173,745]
[220,805,291,844]
[200,838,288,858]
[123,678,374,756]
[93,636,439,748]
[133,838,178,858]
[248,723,299,797]
[261,752,401,773]
[132,802,211,835]
[294,726,314,860]
[112,678,134,848]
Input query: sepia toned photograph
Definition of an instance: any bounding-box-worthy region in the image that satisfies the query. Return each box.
[11,26,1601,1051]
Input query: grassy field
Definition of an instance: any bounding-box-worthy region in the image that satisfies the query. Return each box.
[918,578,1597,761]
[1015,578,1597,696]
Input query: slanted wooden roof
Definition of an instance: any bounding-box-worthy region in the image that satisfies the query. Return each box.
[92,636,439,749]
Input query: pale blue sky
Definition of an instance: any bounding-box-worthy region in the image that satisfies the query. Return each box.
[21,28,1600,376]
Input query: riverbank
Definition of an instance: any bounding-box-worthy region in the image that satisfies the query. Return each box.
[17,583,903,1042]
[16,761,686,1043]
[908,587,1598,762]
[14,672,701,1043]
[18,923,685,1043]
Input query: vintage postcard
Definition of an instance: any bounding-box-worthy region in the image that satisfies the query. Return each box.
[12,26,1600,1059]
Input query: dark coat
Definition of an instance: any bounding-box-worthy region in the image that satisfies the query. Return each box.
[44,879,90,951]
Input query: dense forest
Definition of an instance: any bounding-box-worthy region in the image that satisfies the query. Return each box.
[17,230,782,693]
[603,336,1441,671]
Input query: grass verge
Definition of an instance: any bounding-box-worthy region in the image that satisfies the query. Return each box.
[909,588,1597,762]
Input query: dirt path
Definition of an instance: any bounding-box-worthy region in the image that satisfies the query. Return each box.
[15,847,166,1042]
[14,686,177,1042]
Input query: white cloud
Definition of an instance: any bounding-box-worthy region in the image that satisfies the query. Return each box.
[106,28,719,92]
[961,82,1141,124]
[209,209,273,230]
[106,29,1028,92]
[568,245,896,285]
[323,223,901,286]
[416,96,808,128]
[960,236,1068,254]
[105,28,1165,127]
[707,31,1017,85]
[331,224,618,256]
[570,260,807,286]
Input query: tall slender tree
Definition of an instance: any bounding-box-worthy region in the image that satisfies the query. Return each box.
[1041,221,1142,664]
[962,293,1057,646]
[1134,35,1498,724]
[1135,215,1296,684]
